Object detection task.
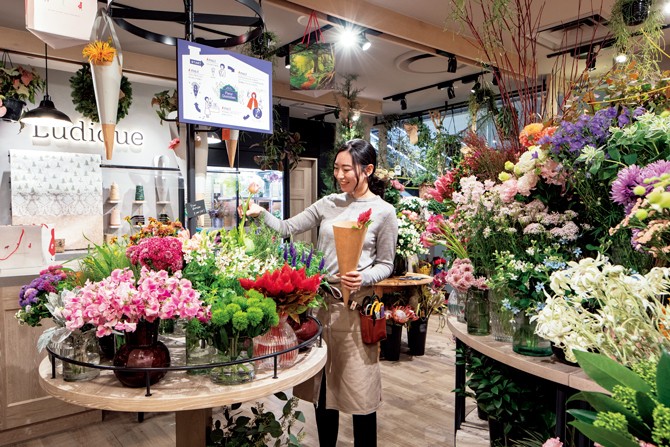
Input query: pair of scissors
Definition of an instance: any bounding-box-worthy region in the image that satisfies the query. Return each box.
[362,299,383,319]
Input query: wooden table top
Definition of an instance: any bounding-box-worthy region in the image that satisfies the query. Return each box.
[447,318,605,393]
[38,342,328,413]
[375,273,433,288]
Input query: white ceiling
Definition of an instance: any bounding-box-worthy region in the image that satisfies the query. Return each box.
[3,0,668,123]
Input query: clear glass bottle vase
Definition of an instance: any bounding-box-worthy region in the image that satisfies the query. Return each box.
[59,329,101,382]
[253,313,299,370]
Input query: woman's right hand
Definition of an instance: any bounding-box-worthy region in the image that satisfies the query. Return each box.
[238,202,264,218]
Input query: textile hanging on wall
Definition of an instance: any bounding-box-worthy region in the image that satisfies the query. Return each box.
[9,150,103,249]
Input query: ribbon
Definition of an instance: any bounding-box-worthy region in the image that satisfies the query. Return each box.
[247,92,258,110]
[301,11,323,45]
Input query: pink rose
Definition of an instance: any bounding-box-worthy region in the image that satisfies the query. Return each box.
[542,438,563,447]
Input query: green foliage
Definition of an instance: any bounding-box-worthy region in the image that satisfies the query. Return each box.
[150,89,178,124]
[252,109,305,172]
[0,62,44,103]
[241,31,280,62]
[78,239,135,283]
[69,64,133,123]
[454,347,556,441]
[568,350,670,447]
[207,392,305,446]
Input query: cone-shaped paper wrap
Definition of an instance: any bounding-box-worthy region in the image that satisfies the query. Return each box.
[91,60,122,159]
[221,128,240,168]
[332,221,368,305]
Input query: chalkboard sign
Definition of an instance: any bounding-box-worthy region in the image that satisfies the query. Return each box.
[185,199,207,218]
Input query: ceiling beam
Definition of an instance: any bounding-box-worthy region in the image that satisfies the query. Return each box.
[0,26,383,115]
[265,0,486,66]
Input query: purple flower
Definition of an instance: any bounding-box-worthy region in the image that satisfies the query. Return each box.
[640,160,670,182]
[318,257,325,271]
[306,247,314,268]
[633,107,646,118]
[611,164,642,209]
[618,107,630,127]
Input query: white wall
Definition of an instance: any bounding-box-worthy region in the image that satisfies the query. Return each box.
[0,66,182,237]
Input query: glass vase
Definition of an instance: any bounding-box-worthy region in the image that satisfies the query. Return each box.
[253,313,299,370]
[392,254,408,277]
[113,319,171,388]
[448,289,467,323]
[512,313,552,357]
[489,289,514,342]
[185,326,217,376]
[59,329,101,382]
[465,289,490,336]
[210,329,255,385]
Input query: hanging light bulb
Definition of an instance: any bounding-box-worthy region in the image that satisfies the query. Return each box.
[21,44,73,128]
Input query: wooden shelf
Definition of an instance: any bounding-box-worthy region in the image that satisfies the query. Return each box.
[156,201,171,205]
[108,225,121,229]
[108,200,120,204]
[133,200,145,204]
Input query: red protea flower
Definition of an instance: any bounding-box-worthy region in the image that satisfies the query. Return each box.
[357,208,372,228]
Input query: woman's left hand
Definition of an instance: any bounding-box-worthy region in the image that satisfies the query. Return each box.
[339,270,363,293]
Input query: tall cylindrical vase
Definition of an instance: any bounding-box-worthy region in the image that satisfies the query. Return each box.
[113,319,171,387]
[407,317,428,356]
[253,313,299,370]
[512,313,552,357]
[489,289,514,342]
[465,289,490,336]
[383,323,403,361]
[59,329,101,382]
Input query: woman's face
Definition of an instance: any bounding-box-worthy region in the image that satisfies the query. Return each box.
[334,151,371,196]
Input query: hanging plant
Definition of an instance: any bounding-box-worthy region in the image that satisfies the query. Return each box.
[150,89,178,124]
[252,112,305,172]
[69,64,132,123]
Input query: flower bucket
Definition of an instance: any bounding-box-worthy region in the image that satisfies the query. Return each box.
[407,317,428,356]
[332,221,367,305]
[58,328,101,382]
[88,9,123,160]
[210,331,256,385]
[512,313,551,357]
[465,289,490,336]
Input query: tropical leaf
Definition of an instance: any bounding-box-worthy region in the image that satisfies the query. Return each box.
[573,350,652,393]
[569,421,639,447]
[657,351,670,406]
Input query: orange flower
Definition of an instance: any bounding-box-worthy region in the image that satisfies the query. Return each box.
[82,40,116,64]
[519,123,545,148]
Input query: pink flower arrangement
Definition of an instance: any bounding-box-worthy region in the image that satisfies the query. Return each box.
[126,236,184,273]
[444,258,488,293]
[427,171,457,203]
[62,267,210,337]
[391,179,405,191]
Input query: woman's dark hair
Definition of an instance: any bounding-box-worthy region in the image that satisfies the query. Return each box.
[335,138,386,198]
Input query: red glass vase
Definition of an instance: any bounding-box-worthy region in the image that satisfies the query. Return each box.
[113,319,171,387]
[253,313,299,370]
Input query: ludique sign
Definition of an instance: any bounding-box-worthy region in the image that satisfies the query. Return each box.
[31,120,144,151]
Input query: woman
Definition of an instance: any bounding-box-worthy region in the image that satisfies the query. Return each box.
[243,138,398,447]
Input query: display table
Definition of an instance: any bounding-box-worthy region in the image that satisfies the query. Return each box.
[38,342,327,447]
[374,273,433,309]
[448,318,604,446]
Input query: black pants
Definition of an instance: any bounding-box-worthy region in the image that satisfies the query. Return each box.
[315,374,377,447]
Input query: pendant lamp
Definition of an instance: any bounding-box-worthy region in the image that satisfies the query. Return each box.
[20,44,73,127]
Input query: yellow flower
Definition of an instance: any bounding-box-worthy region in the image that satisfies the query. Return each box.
[498,172,511,181]
[82,40,116,64]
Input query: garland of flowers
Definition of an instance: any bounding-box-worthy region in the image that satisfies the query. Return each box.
[69,64,133,123]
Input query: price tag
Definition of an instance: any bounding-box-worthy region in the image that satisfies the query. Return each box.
[185,199,207,218]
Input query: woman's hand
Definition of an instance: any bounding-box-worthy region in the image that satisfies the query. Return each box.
[339,270,363,293]
[238,202,264,218]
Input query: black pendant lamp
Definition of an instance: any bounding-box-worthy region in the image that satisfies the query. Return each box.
[20,44,73,128]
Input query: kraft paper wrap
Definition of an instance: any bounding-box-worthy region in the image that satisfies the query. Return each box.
[222,128,239,168]
[332,221,367,305]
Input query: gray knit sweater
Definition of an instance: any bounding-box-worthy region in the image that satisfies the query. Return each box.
[259,192,399,287]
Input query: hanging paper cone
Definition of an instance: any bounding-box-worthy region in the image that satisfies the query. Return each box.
[332,221,367,305]
[221,128,239,168]
[90,60,122,159]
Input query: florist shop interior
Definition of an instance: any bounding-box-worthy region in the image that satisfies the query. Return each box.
[1,1,670,447]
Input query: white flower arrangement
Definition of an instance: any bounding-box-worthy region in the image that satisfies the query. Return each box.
[533,254,670,365]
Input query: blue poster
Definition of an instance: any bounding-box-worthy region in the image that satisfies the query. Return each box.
[177,39,273,134]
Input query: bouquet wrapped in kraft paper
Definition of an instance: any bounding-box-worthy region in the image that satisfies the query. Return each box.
[83,9,123,160]
[332,209,372,305]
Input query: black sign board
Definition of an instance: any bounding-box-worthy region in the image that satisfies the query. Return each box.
[185,199,207,218]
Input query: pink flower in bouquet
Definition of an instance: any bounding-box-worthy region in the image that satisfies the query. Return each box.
[391,179,405,191]
[540,158,567,187]
[427,171,457,203]
[542,438,563,447]
[517,171,539,196]
[126,236,184,273]
[356,208,373,229]
[496,178,518,203]
[444,258,488,293]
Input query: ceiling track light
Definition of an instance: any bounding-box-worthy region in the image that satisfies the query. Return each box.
[359,32,371,51]
[447,55,457,73]
[284,54,290,69]
[20,43,73,128]
[400,97,407,111]
[471,77,481,93]
[447,84,456,100]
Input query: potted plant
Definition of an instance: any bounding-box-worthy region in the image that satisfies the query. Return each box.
[151,89,179,124]
[252,112,305,171]
[0,60,45,121]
